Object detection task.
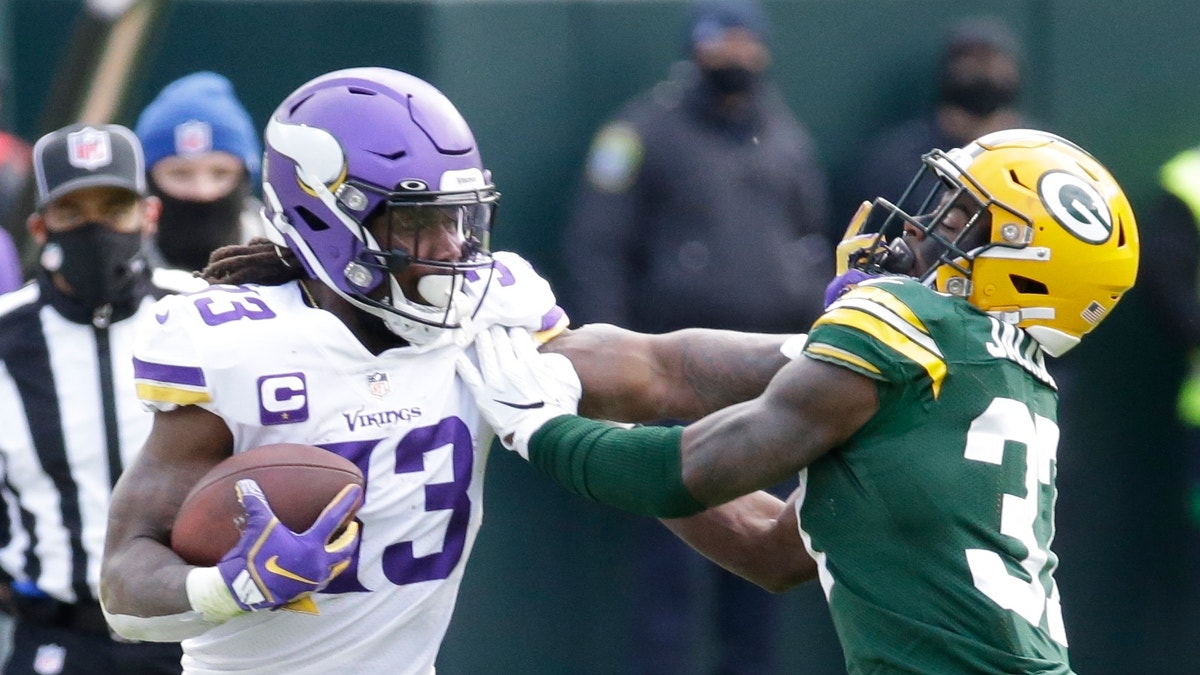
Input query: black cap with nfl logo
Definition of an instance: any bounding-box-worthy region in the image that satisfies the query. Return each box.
[32,123,147,210]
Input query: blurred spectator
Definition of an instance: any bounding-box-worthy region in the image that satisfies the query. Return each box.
[565,0,832,335]
[562,0,835,672]
[135,71,266,273]
[0,67,27,675]
[1045,140,1200,673]
[840,16,1029,223]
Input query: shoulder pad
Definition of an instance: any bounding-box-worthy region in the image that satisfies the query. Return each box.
[133,293,212,409]
[807,276,952,397]
[152,267,210,294]
[132,284,295,409]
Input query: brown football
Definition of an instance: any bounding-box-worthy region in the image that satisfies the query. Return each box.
[170,443,364,566]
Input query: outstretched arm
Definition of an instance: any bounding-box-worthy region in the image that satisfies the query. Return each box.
[516,354,876,512]
[461,325,875,512]
[677,354,875,505]
[542,323,793,423]
[459,327,869,589]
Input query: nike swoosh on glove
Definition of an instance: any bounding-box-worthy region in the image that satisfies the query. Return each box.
[456,325,582,459]
[216,479,361,613]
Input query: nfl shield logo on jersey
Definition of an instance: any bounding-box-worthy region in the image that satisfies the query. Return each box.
[174,120,213,156]
[368,372,390,398]
[67,127,112,170]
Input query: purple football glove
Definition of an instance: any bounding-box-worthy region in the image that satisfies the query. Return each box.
[823,269,873,308]
[216,479,361,612]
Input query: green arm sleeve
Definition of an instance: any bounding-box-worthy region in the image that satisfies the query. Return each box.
[526,415,707,518]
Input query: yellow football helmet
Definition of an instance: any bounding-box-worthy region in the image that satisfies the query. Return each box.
[840,128,1139,356]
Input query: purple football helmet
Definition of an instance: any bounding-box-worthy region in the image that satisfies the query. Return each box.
[261,67,498,344]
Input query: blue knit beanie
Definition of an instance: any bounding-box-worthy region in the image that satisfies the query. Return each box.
[687,0,770,48]
[135,71,260,183]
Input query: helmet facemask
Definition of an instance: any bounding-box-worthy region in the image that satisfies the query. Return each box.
[840,147,1031,298]
[346,192,498,340]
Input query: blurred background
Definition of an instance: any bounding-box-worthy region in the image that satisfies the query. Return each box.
[1,0,1195,673]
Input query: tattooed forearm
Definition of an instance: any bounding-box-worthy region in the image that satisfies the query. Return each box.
[543,324,791,423]
[674,330,791,416]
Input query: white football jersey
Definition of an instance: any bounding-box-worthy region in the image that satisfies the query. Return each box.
[132,252,567,674]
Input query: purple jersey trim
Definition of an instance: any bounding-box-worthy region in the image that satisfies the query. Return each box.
[541,306,566,332]
[133,357,207,387]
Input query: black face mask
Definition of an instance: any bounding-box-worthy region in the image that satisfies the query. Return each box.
[701,65,759,95]
[151,177,248,272]
[940,77,1019,117]
[42,222,145,308]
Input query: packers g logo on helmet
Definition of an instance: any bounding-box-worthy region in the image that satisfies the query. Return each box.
[1038,170,1113,245]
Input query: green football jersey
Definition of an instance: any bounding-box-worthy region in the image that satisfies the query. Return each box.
[800,276,1072,674]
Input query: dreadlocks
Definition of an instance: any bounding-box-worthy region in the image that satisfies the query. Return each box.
[198,237,307,286]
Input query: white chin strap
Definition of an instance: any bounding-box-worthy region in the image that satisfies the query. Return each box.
[379,314,442,345]
[374,276,463,346]
[374,273,483,346]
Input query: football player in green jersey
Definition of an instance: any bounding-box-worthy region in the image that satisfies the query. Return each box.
[458,129,1139,674]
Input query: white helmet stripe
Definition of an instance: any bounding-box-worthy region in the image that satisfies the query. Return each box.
[265,119,345,187]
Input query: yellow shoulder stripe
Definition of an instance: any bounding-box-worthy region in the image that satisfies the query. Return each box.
[851,285,930,335]
[135,383,213,406]
[534,318,570,345]
[804,342,882,376]
[813,304,947,398]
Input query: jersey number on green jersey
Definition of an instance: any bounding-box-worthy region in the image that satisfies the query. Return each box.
[963,397,1068,646]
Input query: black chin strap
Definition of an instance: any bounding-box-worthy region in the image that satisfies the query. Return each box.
[877,238,916,275]
[386,248,411,273]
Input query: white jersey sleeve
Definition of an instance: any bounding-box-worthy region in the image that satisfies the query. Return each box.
[132,290,215,412]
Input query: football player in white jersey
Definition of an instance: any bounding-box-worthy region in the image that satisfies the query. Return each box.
[98,68,795,674]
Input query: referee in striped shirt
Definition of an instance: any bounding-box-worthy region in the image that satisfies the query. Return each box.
[0,123,195,674]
